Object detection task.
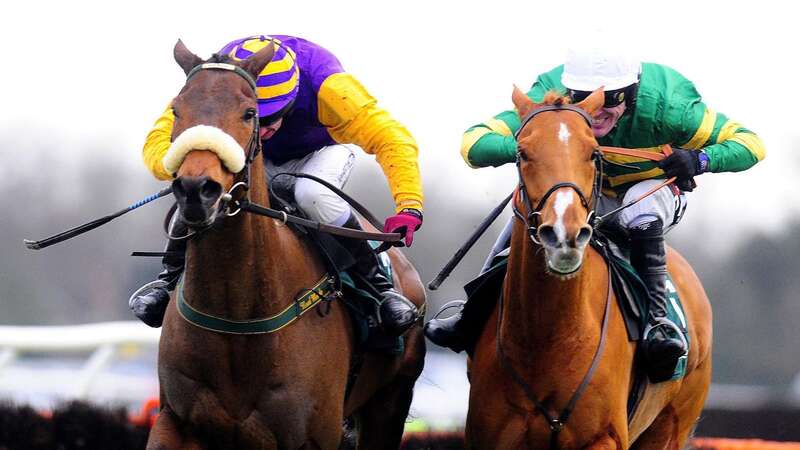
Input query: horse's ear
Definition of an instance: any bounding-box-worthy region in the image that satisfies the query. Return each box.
[512,85,535,118]
[240,42,276,80]
[174,39,203,76]
[575,87,605,115]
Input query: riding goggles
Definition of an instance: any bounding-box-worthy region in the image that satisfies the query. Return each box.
[567,87,632,108]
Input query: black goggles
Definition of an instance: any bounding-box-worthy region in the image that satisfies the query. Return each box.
[568,87,630,108]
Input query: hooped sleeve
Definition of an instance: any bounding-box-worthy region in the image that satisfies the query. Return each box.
[142,103,176,180]
[461,72,559,168]
[676,100,766,173]
[317,73,423,213]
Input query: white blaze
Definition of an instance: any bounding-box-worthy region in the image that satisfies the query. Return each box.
[553,190,574,243]
[558,122,571,144]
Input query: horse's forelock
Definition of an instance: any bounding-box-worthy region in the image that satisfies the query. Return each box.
[542,91,572,106]
[207,53,233,64]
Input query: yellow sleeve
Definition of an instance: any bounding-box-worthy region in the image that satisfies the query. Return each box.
[317,73,423,213]
[142,103,176,180]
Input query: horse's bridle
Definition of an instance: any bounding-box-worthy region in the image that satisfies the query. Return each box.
[512,104,604,244]
[183,62,263,213]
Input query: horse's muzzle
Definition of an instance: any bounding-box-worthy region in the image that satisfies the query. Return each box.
[172,176,223,227]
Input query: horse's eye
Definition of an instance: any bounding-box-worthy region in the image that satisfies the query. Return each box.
[172,108,180,119]
[517,150,529,161]
[243,109,257,121]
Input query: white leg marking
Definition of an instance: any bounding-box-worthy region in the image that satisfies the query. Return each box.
[558,123,571,144]
[553,190,574,244]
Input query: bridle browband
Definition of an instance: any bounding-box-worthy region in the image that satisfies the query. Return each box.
[512,104,603,244]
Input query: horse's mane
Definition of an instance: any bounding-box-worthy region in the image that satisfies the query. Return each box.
[542,90,572,106]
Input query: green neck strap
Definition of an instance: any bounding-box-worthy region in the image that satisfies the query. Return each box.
[176,275,336,334]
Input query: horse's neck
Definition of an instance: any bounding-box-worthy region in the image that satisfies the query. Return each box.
[182,157,314,319]
[501,221,603,354]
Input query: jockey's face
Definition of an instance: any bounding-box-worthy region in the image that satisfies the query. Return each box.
[259,118,284,140]
[591,102,626,137]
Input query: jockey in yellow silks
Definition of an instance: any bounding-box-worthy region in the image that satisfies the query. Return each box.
[425,47,765,382]
[130,35,423,336]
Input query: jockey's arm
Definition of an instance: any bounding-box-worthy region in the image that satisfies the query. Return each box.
[675,100,766,172]
[317,73,423,213]
[142,103,176,180]
[460,72,559,168]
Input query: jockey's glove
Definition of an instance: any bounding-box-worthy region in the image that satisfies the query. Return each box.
[384,208,423,247]
[658,148,710,192]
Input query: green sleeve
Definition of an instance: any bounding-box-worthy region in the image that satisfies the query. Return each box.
[467,132,518,167]
[676,100,766,173]
[461,69,564,168]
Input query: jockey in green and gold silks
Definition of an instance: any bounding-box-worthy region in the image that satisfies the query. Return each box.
[462,64,764,191]
[425,48,765,383]
[129,35,423,337]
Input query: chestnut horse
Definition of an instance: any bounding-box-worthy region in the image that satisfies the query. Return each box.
[466,88,712,449]
[147,41,426,450]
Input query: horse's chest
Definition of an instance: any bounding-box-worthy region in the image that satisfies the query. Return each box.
[163,371,313,447]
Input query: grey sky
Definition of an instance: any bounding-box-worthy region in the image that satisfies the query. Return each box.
[1,0,796,252]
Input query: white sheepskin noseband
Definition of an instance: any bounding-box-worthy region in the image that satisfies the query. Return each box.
[162,125,247,175]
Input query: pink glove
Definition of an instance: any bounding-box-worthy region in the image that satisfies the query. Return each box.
[383,209,423,247]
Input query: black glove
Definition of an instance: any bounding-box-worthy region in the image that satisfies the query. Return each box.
[658,148,707,192]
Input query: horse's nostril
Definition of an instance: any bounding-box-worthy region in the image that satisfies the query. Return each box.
[575,226,593,247]
[538,225,559,247]
[171,178,186,197]
[200,179,222,202]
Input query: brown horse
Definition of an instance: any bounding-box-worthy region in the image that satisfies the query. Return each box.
[147,41,426,450]
[466,88,712,449]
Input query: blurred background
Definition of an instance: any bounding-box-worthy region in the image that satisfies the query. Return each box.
[1,0,799,444]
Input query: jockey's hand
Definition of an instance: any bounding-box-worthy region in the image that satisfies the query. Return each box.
[383,208,423,247]
[658,148,709,192]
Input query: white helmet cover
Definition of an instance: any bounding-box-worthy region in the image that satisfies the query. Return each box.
[561,47,641,91]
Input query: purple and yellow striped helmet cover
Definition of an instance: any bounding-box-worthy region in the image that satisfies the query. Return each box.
[219,36,299,120]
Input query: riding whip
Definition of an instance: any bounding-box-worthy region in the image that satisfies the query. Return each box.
[23,186,173,250]
[427,192,513,291]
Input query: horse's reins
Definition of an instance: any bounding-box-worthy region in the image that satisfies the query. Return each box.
[499,104,676,449]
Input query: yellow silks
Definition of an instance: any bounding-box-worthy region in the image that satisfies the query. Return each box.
[318,73,423,212]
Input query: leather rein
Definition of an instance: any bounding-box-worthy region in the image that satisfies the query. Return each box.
[499,103,674,449]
